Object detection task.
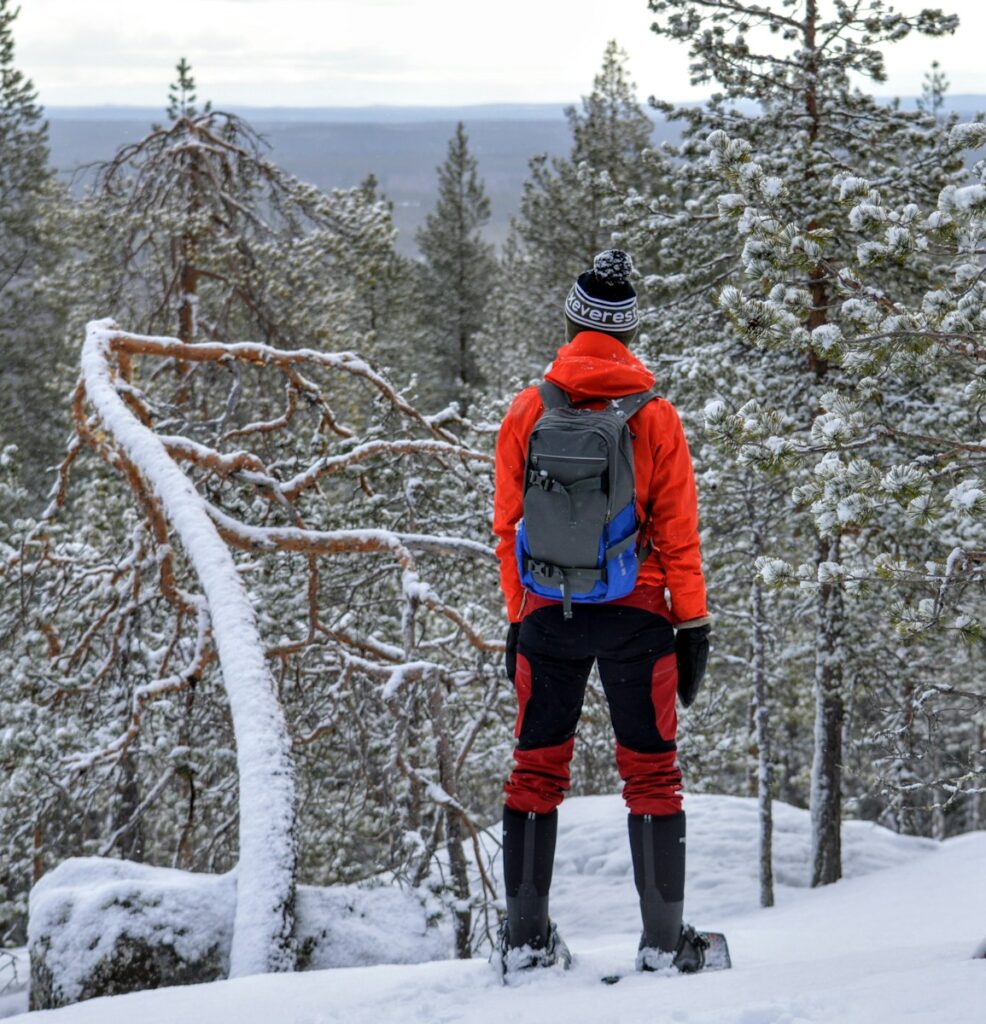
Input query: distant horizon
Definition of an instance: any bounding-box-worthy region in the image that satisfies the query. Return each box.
[45,92,986,109]
[42,94,986,124]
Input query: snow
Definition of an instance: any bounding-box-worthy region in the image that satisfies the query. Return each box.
[835,175,871,202]
[591,249,633,284]
[947,480,985,512]
[759,176,783,201]
[292,884,446,970]
[809,323,842,355]
[0,951,26,1020]
[717,193,746,216]
[9,793,985,1024]
[948,122,986,152]
[941,184,986,215]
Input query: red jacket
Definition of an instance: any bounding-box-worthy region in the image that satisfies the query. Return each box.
[493,331,708,625]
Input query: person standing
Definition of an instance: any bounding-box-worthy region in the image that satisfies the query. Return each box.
[493,250,711,974]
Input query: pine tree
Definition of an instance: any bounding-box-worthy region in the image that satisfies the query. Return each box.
[0,0,68,506]
[616,0,963,888]
[166,56,209,120]
[709,118,986,836]
[416,122,495,410]
[50,59,396,351]
[483,41,655,382]
[917,60,949,122]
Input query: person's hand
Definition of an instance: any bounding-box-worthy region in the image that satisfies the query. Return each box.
[505,622,521,682]
[675,624,710,707]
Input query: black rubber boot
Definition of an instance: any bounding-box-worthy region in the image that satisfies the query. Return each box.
[501,806,558,951]
[628,811,686,967]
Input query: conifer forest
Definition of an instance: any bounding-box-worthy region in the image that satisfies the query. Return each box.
[1,1,985,1017]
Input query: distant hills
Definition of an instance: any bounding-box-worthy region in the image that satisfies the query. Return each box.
[46,103,579,124]
[44,99,986,257]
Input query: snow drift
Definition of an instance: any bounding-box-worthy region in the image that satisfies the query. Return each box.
[7,792,985,1023]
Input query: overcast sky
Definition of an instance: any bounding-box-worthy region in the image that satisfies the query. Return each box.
[15,0,986,109]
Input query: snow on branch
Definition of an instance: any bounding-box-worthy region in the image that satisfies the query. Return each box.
[98,327,470,445]
[32,317,504,974]
[80,319,298,977]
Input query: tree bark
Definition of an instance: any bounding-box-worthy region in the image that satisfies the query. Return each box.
[114,747,145,862]
[751,576,775,907]
[811,532,844,887]
[428,679,472,958]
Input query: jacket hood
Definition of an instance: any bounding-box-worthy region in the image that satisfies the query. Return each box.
[544,330,655,401]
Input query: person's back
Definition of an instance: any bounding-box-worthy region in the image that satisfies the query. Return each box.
[492,250,714,976]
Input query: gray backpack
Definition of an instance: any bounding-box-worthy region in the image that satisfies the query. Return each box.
[515,381,657,618]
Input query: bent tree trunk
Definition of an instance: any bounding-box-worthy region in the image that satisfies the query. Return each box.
[81,318,297,975]
[811,532,844,887]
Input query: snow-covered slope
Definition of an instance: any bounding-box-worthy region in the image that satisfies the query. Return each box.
[7,794,986,1023]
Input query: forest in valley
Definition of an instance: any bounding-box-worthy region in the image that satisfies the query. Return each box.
[1,0,985,1004]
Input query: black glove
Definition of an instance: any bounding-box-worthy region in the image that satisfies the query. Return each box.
[505,622,521,682]
[675,624,710,708]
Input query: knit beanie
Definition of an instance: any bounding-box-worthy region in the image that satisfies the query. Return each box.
[564,249,639,341]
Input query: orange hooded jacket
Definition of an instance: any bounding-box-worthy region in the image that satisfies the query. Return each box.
[493,330,708,626]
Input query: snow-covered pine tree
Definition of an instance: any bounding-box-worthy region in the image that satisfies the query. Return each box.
[50,58,396,352]
[476,41,655,389]
[351,173,427,392]
[709,121,986,832]
[617,0,964,888]
[0,0,69,505]
[415,122,496,411]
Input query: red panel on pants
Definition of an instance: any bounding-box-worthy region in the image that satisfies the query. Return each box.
[650,651,678,742]
[616,745,683,816]
[513,653,532,739]
[504,738,576,815]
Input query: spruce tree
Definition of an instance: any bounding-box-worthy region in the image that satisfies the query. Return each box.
[415,122,495,410]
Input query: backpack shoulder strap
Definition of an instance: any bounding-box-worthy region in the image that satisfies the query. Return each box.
[539,380,572,410]
[610,389,659,421]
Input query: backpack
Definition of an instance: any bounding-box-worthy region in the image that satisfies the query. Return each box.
[515,381,657,619]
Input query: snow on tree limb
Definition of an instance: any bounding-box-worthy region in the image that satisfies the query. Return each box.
[81,318,297,977]
[97,327,467,445]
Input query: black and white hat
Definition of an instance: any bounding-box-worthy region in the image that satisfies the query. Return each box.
[565,249,639,337]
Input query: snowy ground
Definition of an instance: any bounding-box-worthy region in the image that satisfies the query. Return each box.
[5,793,986,1023]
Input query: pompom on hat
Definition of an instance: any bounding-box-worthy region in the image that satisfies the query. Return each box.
[564,249,639,342]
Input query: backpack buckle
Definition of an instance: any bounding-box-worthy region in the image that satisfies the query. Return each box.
[526,558,556,581]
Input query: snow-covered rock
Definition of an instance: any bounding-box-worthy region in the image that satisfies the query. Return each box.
[27,858,444,1010]
[29,859,230,1010]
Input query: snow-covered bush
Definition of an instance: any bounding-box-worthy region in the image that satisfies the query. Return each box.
[29,859,232,1010]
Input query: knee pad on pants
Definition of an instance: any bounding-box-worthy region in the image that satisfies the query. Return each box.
[616,744,683,816]
[504,738,576,815]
